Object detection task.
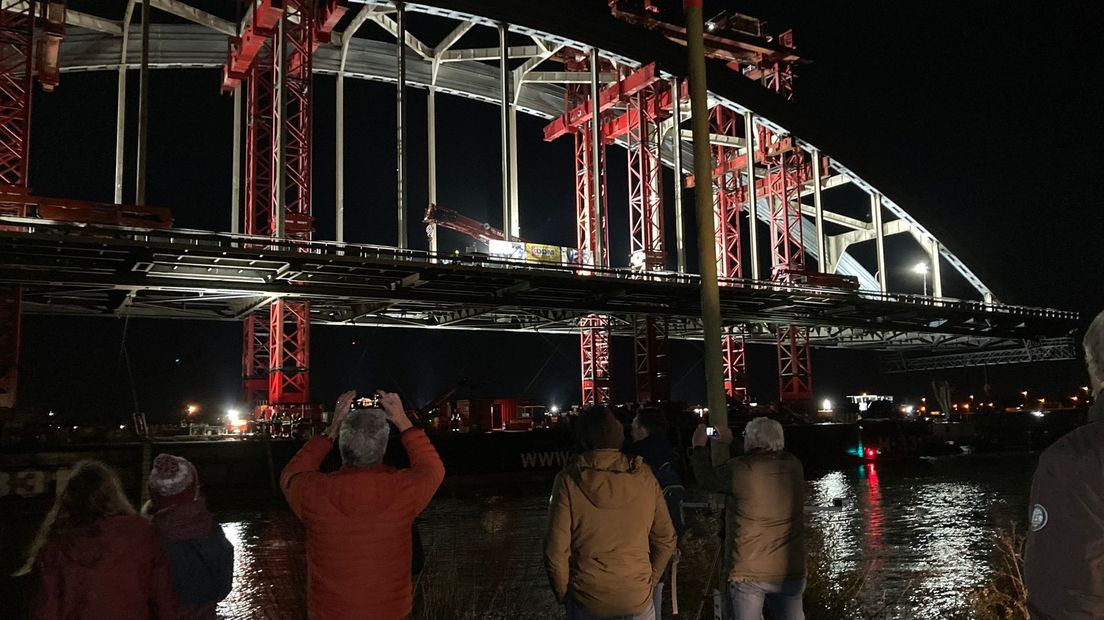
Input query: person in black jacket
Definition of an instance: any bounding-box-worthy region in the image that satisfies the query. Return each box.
[1024,309,1104,618]
[625,408,685,618]
[145,454,234,619]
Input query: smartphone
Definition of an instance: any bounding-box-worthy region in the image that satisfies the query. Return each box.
[706,426,718,437]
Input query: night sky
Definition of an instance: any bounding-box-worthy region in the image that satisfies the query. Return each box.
[16,1,1104,423]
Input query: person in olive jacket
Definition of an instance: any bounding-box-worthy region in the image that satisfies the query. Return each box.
[544,406,677,620]
[692,417,806,620]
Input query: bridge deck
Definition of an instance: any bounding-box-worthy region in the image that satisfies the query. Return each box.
[0,219,1077,352]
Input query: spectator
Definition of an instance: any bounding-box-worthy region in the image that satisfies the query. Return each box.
[625,408,686,619]
[281,390,445,620]
[625,408,686,536]
[692,417,805,620]
[544,406,677,620]
[144,454,234,619]
[1024,309,1104,618]
[17,459,176,619]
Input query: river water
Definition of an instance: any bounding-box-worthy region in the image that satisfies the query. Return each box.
[209,452,1035,620]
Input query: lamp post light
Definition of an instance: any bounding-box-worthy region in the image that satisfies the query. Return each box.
[913,261,930,296]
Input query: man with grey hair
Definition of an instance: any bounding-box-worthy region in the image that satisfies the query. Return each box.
[1024,309,1104,618]
[281,390,445,620]
[691,417,806,620]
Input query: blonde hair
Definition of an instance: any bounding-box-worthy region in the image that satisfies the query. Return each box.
[744,417,785,452]
[15,460,135,576]
[1086,310,1104,388]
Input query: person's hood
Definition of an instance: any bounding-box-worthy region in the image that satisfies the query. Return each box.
[569,449,647,509]
[624,434,674,469]
[58,514,147,567]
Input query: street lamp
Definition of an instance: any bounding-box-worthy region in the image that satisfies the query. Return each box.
[913,262,930,296]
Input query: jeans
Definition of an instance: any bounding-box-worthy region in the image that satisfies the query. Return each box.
[726,578,805,620]
[564,597,656,620]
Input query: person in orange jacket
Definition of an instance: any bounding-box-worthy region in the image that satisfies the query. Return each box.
[281,390,445,620]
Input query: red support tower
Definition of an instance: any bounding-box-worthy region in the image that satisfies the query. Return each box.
[0,0,35,408]
[236,1,329,408]
[709,106,748,402]
[241,41,276,405]
[626,84,669,403]
[762,144,813,404]
[565,51,611,405]
[267,0,315,406]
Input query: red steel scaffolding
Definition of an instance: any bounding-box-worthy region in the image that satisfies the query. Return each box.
[233,1,343,409]
[565,52,612,405]
[625,83,670,403]
[709,105,748,402]
[0,0,35,408]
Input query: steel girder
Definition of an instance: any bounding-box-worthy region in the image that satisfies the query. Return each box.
[0,222,1077,339]
[881,338,1078,374]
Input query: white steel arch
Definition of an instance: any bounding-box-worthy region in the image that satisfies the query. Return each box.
[48,1,995,302]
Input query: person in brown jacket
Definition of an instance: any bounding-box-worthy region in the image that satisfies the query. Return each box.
[544,406,677,620]
[692,417,806,620]
[281,390,445,620]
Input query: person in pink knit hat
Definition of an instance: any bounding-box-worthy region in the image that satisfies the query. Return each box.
[145,454,234,620]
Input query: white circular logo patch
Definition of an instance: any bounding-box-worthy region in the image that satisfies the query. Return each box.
[1030,504,1048,531]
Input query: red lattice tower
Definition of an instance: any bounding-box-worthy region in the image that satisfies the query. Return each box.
[758,33,813,404]
[268,1,315,406]
[626,83,669,403]
[241,40,276,405]
[565,51,611,405]
[239,2,320,408]
[709,105,748,402]
[0,0,35,408]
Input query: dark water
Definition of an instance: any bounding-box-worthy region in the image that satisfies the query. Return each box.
[210,453,1035,619]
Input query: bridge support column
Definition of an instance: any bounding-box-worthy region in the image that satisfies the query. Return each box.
[670,78,686,274]
[743,111,760,280]
[114,0,136,204]
[871,191,886,293]
[395,1,407,248]
[929,237,943,298]
[812,149,826,271]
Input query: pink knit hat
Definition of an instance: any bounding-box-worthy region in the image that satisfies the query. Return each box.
[149,454,199,510]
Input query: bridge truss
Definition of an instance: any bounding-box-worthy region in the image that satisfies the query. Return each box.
[0,0,1079,410]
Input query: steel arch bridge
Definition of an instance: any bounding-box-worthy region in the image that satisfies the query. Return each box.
[0,0,1078,411]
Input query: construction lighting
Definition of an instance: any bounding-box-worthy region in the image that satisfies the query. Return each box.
[1021,390,1029,398]
[1031,410,1045,418]
[821,399,833,411]
[186,404,199,415]
[913,262,929,275]
[549,405,559,414]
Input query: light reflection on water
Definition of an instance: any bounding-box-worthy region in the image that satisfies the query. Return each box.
[213,455,1033,618]
[806,457,1032,618]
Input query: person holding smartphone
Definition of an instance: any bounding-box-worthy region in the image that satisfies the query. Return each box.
[280,390,445,620]
[691,417,806,620]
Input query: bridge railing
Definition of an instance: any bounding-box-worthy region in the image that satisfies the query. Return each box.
[0,216,1079,323]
